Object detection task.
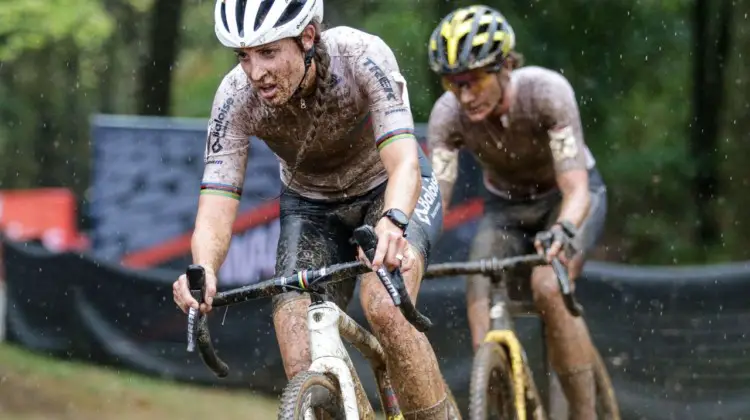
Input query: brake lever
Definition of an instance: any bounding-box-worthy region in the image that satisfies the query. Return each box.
[538,232,584,317]
[186,265,205,352]
[352,225,432,332]
[186,264,229,377]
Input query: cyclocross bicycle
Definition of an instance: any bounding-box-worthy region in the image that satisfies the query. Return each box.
[184,225,437,419]
[423,236,621,420]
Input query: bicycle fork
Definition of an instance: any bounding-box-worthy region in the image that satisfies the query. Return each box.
[308,301,370,419]
[484,283,547,420]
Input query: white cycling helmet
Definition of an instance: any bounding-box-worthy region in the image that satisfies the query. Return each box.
[214,0,324,49]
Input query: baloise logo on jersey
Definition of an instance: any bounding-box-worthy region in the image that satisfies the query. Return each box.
[413,174,441,226]
[207,97,235,155]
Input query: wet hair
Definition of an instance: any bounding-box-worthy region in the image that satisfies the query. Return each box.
[283,19,331,193]
[508,50,524,69]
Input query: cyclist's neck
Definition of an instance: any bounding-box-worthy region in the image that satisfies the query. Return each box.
[492,81,516,118]
[299,60,318,98]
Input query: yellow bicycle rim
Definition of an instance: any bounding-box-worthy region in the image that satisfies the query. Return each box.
[484,330,527,420]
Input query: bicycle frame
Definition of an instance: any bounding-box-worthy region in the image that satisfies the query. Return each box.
[307,298,404,420]
[183,225,426,419]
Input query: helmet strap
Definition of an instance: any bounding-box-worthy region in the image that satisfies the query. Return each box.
[292,39,316,107]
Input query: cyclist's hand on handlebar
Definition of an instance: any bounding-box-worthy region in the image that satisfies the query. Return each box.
[534,222,577,265]
[357,217,409,272]
[172,267,218,314]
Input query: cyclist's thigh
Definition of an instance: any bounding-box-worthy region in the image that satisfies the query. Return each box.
[273,192,358,312]
[363,172,444,266]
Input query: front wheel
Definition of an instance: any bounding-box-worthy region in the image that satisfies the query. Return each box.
[469,342,517,419]
[278,371,346,420]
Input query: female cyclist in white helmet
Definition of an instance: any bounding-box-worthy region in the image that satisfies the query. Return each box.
[173,0,461,418]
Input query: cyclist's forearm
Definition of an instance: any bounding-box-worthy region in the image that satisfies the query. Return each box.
[191,194,240,273]
[555,168,591,227]
[431,146,459,211]
[383,160,420,216]
[557,184,590,227]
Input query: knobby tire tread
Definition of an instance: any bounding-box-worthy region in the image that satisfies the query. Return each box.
[278,371,345,420]
[469,342,517,420]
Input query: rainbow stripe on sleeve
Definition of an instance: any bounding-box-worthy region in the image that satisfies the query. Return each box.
[375,128,415,151]
[200,183,243,200]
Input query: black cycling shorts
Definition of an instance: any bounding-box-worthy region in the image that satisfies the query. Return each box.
[468,167,608,299]
[272,148,443,311]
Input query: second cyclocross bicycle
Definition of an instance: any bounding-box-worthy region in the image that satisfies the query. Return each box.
[423,235,621,420]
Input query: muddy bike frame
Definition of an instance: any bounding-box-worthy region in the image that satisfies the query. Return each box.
[184,225,430,419]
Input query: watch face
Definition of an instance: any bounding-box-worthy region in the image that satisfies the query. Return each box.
[389,209,409,227]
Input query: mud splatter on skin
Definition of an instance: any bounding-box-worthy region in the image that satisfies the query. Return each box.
[360,266,446,412]
[238,38,307,109]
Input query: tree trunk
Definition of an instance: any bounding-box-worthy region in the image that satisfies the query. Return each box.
[689,0,732,254]
[137,0,185,116]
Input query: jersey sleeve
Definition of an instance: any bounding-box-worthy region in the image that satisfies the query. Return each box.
[354,35,416,151]
[200,71,251,200]
[427,93,464,184]
[536,72,588,173]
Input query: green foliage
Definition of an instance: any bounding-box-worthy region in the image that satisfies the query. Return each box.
[0,0,151,61]
[359,0,439,121]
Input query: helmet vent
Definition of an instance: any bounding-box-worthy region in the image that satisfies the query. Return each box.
[220,1,230,32]
[254,0,274,31]
[234,0,249,36]
[275,0,307,28]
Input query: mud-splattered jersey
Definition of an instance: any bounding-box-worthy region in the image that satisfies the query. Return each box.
[200,26,416,201]
[427,65,596,200]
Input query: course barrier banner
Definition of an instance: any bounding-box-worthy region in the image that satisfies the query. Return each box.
[4,233,750,419]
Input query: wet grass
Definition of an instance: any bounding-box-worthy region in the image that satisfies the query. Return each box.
[0,343,280,419]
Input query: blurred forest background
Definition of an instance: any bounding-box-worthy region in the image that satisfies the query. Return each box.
[0,0,748,264]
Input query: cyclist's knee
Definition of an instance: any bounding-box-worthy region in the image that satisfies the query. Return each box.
[531,265,561,309]
[272,296,312,379]
[359,274,410,336]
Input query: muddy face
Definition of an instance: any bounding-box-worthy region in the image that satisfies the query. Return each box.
[236,38,306,107]
[442,66,511,122]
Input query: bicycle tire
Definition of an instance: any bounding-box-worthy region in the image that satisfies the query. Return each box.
[469,342,517,420]
[278,371,346,420]
[592,348,621,420]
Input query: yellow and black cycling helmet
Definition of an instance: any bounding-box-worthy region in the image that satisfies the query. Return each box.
[428,5,515,75]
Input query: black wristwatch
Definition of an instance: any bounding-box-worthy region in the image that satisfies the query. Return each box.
[381,208,409,234]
